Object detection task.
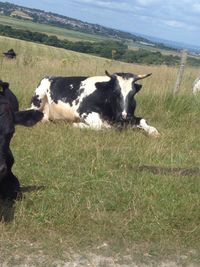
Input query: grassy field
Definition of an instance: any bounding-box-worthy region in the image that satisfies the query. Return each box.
[0,36,200,266]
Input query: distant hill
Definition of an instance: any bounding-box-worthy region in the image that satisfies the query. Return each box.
[0,1,177,52]
[1,1,200,56]
[0,1,148,42]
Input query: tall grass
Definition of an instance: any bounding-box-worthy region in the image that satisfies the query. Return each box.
[0,36,200,265]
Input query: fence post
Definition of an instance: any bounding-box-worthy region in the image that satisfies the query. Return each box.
[173,49,188,96]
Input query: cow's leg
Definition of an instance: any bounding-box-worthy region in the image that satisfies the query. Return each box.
[136,118,160,137]
[41,102,50,122]
[0,173,20,222]
[30,79,51,121]
[74,112,111,130]
[72,122,90,129]
[0,173,20,200]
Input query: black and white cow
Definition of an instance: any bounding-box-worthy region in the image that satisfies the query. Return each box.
[30,71,160,137]
[0,80,43,201]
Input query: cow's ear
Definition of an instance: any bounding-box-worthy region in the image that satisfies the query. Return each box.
[14,110,43,126]
[134,83,142,93]
[105,70,116,78]
[0,81,9,94]
[105,70,112,77]
[105,70,117,84]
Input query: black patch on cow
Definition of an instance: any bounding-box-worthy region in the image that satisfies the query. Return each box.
[134,83,142,93]
[49,76,88,105]
[31,94,41,108]
[114,72,137,79]
[78,77,121,121]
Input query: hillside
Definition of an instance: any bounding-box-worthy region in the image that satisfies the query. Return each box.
[0,1,177,52]
[0,2,147,41]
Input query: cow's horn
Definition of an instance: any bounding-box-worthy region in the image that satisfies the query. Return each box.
[134,73,152,81]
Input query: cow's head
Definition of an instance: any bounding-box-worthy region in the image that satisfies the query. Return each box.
[105,70,151,122]
[0,81,43,181]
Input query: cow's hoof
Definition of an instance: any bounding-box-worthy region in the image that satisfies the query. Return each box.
[148,127,161,138]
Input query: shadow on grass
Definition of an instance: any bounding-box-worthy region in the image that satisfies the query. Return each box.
[20,185,45,193]
[0,185,45,223]
[138,165,200,177]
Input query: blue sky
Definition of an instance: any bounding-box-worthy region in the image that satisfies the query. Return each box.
[4,0,200,47]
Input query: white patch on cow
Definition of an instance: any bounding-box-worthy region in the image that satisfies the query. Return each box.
[138,119,160,137]
[30,78,51,110]
[117,76,134,97]
[192,77,200,95]
[69,84,73,89]
[48,100,80,122]
[122,111,127,119]
[76,112,111,130]
[84,112,103,129]
[116,76,134,116]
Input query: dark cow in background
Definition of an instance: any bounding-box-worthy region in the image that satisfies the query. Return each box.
[3,49,17,59]
[30,71,160,137]
[0,80,43,207]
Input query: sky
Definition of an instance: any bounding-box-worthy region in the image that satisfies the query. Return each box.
[4,0,200,47]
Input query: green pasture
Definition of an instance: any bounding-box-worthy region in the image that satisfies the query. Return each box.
[0,14,112,42]
[0,36,200,265]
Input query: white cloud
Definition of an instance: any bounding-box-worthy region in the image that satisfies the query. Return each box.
[164,19,197,31]
[164,20,185,28]
[192,3,200,13]
[74,0,135,12]
[135,0,160,7]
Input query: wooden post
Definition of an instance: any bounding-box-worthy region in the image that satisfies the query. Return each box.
[173,49,187,96]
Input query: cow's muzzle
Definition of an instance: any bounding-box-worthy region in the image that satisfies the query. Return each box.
[121,112,127,120]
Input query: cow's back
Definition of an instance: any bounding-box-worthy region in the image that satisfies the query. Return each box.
[49,76,88,105]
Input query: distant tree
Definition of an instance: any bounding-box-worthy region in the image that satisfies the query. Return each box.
[0,24,200,66]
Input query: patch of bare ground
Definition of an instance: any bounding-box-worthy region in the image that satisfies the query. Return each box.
[0,253,199,267]
[0,241,199,267]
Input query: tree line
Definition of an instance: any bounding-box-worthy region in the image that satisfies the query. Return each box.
[1,24,200,66]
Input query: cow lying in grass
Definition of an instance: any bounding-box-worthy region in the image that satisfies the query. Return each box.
[30,70,160,137]
[0,80,43,204]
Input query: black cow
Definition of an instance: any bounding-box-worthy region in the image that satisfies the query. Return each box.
[0,80,43,203]
[3,49,17,59]
[30,70,160,137]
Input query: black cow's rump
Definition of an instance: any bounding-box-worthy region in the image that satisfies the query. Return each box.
[0,80,43,221]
